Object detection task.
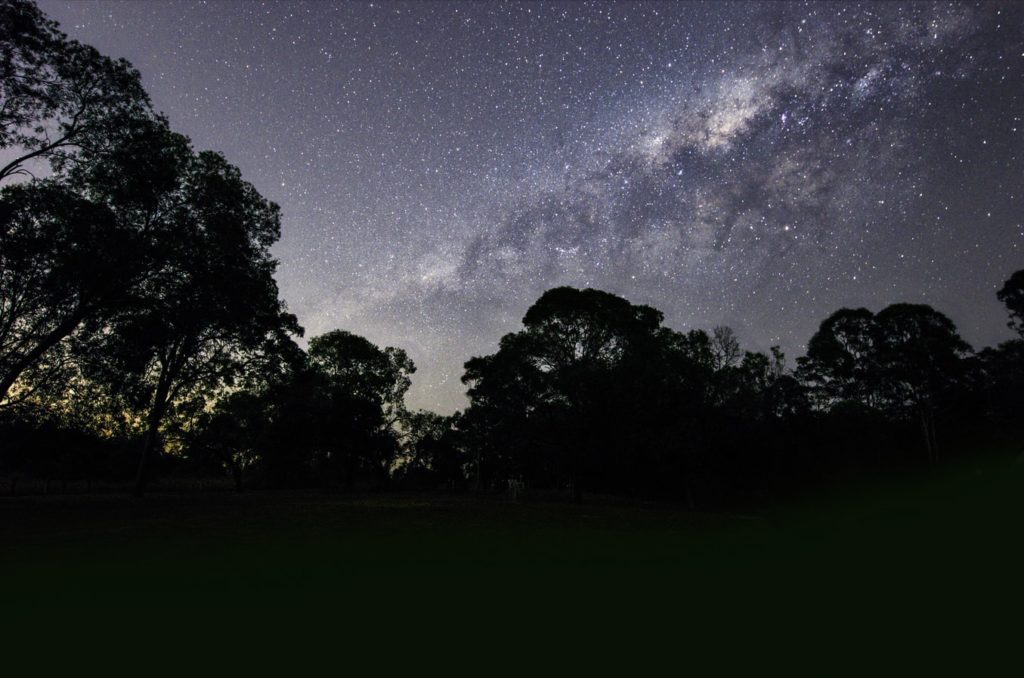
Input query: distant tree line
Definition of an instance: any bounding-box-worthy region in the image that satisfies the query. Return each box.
[2,0,1022,504]
[450,281,1024,505]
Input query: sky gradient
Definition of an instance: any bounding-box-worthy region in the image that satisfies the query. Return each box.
[38,0,1024,412]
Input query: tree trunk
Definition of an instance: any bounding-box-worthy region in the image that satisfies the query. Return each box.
[134,365,173,497]
[919,406,938,464]
[134,412,161,497]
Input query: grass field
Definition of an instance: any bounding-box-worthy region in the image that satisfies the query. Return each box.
[2,458,1022,668]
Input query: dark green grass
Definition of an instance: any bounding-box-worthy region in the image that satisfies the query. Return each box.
[2,456,1022,668]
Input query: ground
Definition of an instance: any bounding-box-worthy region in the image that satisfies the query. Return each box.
[1,459,1022,668]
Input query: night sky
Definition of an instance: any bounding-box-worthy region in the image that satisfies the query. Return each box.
[37,1,1024,413]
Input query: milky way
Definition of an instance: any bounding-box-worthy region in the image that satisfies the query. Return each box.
[38,1,1024,412]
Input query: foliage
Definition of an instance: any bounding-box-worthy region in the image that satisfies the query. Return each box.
[997,269,1024,338]
[0,0,154,184]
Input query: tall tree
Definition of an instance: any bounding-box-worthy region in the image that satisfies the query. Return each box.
[711,325,742,370]
[0,120,191,406]
[85,149,300,495]
[462,287,667,499]
[798,304,970,461]
[0,0,184,406]
[519,286,663,373]
[397,410,464,488]
[307,330,414,486]
[0,182,118,404]
[873,303,971,461]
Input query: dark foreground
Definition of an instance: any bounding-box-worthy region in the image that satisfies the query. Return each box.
[2,457,1023,669]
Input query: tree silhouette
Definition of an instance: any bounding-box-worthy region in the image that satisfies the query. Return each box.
[0,0,153,184]
[0,182,122,405]
[185,330,415,491]
[0,109,186,407]
[797,308,881,409]
[997,269,1024,338]
[711,325,742,369]
[874,304,971,461]
[308,329,414,429]
[462,287,677,499]
[396,410,464,489]
[307,330,414,487]
[82,148,300,495]
[798,304,970,461]
[189,390,265,491]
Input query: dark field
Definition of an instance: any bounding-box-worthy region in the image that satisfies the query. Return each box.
[2,458,1022,668]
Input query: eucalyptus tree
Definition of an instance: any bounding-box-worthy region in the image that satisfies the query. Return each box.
[1,0,176,406]
[307,330,415,486]
[796,308,882,409]
[798,304,970,461]
[873,304,971,461]
[84,149,300,495]
[308,329,415,429]
[461,287,669,498]
[0,119,189,407]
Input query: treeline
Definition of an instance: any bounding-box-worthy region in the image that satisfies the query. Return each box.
[452,281,1024,505]
[5,266,1023,502]
[2,1,1023,503]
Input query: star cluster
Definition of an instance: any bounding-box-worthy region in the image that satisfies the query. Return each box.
[39,0,1024,412]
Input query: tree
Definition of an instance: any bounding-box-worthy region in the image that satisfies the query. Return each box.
[711,325,741,370]
[873,303,971,461]
[1,0,66,175]
[797,304,970,462]
[308,329,414,429]
[0,80,186,406]
[997,269,1024,338]
[797,308,881,409]
[973,340,1024,442]
[396,410,464,489]
[85,149,300,495]
[307,330,415,486]
[462,287,669,499]
[461,331,551,491]
[520,286,663,372]
[1,0,154,184]
[189,390,265,491]
[0,181,126,405]
[981,271,1024,441]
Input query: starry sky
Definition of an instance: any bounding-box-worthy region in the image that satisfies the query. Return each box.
[37,1,1024,413]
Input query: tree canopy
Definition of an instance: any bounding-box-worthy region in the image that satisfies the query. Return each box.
[0,0,154,183]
